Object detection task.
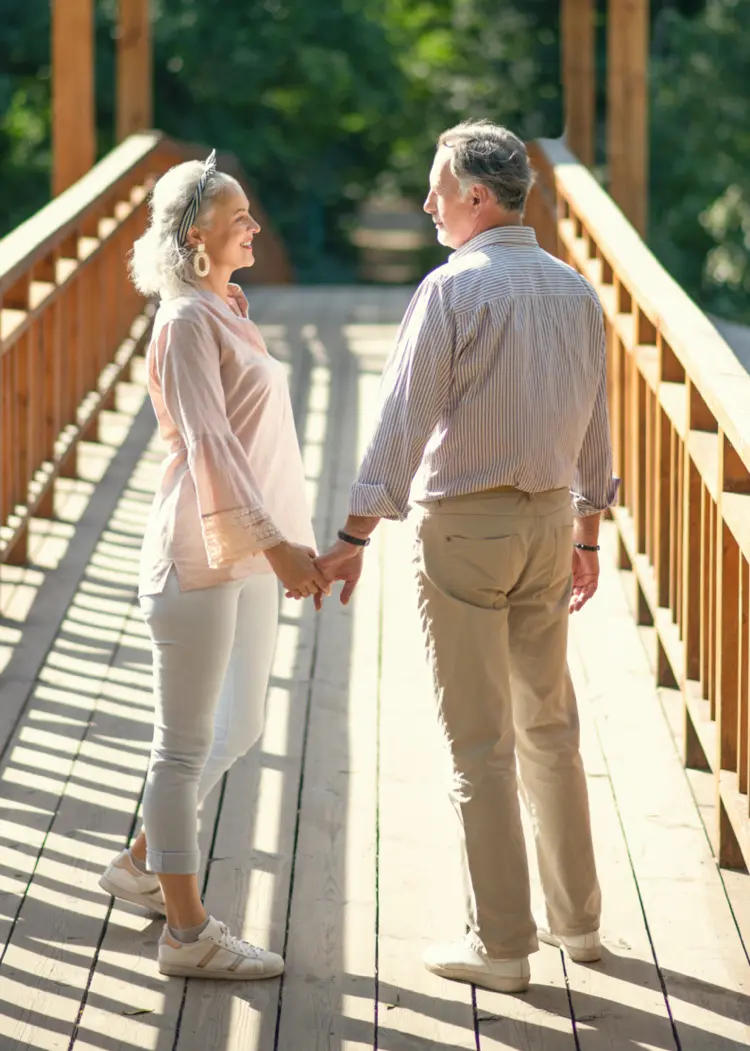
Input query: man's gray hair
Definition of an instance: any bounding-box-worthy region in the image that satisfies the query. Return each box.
[438,120,534,214]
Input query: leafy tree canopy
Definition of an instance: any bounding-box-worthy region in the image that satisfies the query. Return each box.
[0,0,747,322]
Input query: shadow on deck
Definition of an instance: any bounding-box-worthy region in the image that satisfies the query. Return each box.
[0,288,748,1051]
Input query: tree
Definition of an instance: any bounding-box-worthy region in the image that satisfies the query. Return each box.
[650,0,750,322]
[148,0,411,281]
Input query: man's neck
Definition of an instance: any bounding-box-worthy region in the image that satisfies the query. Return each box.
[471,212,523,238]
[453,212,523,251]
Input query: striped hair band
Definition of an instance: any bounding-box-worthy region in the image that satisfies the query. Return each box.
[175,149,218,249]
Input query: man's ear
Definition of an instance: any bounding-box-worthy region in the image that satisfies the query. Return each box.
[472,184,491,207]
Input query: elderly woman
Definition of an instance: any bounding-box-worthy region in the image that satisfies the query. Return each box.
[98,151,326,979]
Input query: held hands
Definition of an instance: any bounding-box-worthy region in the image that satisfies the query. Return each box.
[285,538,365,610]
[265,541,331,599]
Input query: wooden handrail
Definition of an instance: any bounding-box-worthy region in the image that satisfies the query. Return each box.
[1,133,163,294]
[527,138,750,870]
[0,132,291,570]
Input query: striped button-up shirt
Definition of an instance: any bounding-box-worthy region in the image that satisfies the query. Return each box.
[349,226,618,520]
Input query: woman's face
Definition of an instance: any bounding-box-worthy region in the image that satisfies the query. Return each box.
[197,188,261,271]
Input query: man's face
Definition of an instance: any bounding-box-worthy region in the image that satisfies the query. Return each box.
[423,146,477,250]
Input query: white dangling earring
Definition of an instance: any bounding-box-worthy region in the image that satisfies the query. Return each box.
[193,243,210,277]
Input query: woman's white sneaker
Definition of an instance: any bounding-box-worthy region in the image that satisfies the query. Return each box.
[538,927,602,962]
[99,849,166,916]
[158,916,285,979]
[423,941,530,993]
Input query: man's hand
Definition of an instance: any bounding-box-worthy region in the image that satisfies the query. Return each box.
[569,547,599,613]
[266,541,330,598]
[286,539,364,610]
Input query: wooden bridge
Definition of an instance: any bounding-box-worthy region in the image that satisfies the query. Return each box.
[0,2,749,1048]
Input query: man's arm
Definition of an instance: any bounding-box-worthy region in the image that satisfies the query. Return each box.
[313,277,456,606]
[569,301,619,613]
[348,276,456,521]
[571,300,619,519]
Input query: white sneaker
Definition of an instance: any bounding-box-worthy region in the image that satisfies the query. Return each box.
[423,941,530,993]
[99,849,166,916]
[158,916,285,980]
[538,927,602,962]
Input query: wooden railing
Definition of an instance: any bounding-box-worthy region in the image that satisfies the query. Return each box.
[0,131,290,569]
[527,138,750,869]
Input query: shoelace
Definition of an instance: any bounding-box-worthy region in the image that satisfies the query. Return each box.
[215,922,260,958]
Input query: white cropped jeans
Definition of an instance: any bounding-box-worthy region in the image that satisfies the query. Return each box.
[139,568,279,874]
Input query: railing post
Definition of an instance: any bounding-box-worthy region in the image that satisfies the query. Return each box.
[607,0,649,236]
[52,0,96,196]
[117,0,153,141]
[561,0,595,166]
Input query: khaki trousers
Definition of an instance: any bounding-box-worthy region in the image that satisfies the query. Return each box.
[414,488,601,959]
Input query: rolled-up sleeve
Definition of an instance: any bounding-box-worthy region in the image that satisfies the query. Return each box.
[157,316,284,567]
[571,304,620,516]
[349,277,455,520]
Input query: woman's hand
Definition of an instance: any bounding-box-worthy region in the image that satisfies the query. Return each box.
[265,541,330,598]
[227,283,249,318]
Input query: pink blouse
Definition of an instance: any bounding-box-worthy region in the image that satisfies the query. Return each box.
[138,289,315,596]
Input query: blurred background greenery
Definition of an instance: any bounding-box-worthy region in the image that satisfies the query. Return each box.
[1,0,748,321]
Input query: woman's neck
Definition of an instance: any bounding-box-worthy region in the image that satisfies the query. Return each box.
[197,267,233,302]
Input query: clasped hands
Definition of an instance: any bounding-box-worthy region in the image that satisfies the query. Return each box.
[266,538,364,611]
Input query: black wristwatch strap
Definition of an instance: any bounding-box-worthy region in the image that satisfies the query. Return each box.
[573,542,600,552]
[338,529,370,548]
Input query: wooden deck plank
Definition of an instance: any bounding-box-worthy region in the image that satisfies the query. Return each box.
[376,498,477,1044]
[564,642,679,1049]
[70,598,202,1051]
[0,499,146,1049]
[2,288,748,1051]
[570,522,750,1049]
[273,296,383,1051]
[173,298,339,1050]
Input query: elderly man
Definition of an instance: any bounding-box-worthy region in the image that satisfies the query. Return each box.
[315,120,618,993]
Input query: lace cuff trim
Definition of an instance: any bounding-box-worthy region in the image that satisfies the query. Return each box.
[201,506,284,569]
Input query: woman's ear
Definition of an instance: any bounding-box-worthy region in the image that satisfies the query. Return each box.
[185,225,202,249]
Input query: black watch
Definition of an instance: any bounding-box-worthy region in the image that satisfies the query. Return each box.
[337,529,370,548]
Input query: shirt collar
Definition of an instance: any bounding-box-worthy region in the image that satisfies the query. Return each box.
[450,225,538,260]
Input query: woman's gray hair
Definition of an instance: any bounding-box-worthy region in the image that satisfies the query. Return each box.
[438,120,534,214]
[129,160,240,299]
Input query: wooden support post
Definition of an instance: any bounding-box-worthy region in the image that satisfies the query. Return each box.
[52,0,96,196]
[607,0,649,236]
[561,0,595,166]
[117,0,153,141]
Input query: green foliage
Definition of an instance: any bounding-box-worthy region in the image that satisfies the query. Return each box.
[379,0,561,199]
[0,2,51,233]
[0,0,748,318]
[650,0,750,321]
[0,0,562,281]
[148,0,409,280]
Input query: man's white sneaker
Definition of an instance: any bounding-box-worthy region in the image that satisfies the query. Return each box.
[99,849,166,916]
[158,916,285,980]
[423,941,530,993]
[538,928,602,963]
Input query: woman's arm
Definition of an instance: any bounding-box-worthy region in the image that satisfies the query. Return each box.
[157,313,283,567]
